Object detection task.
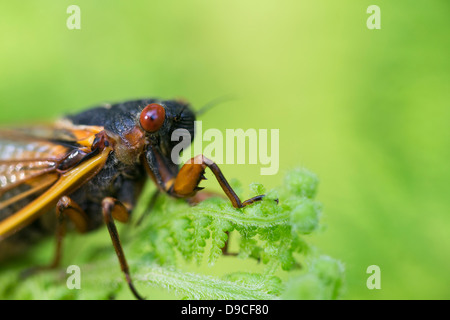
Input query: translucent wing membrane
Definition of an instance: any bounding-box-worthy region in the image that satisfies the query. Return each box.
[0,132,70,188]
[0,173,59,212]
[0,130,72,215]
[7,124,103,144]
[0,125,110,239]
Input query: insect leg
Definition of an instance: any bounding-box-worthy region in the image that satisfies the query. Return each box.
[220,231,238,257]
[172,154,265,208]
[101,197,144,300]
[21,196,88,277]
[50,196,89,268]
[135,189,160,226]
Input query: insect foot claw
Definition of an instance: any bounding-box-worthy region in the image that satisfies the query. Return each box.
[241,195,279,207]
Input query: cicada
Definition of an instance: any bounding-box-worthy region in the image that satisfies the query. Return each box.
[0,98,264,299]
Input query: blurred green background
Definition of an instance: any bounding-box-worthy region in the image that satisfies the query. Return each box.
[0,0,449,299]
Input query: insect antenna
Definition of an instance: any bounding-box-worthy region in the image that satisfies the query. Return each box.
[195,95,236,116]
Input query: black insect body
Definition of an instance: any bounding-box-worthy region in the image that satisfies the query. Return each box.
[0,98,265,299]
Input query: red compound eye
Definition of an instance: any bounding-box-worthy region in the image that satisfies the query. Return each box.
[140,103,165,132]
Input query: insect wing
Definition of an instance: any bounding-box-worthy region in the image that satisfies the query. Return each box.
[0,126,109,239]
[0,130,73,210]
